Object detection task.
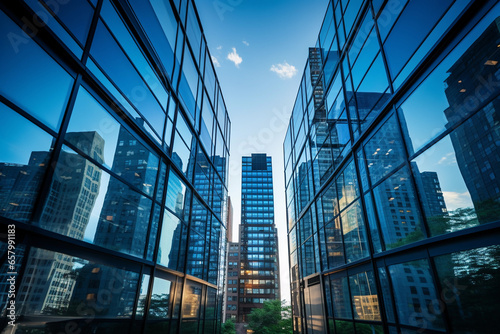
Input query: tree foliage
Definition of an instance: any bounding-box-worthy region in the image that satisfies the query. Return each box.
[222,319,236,334]
[248,299,292,334]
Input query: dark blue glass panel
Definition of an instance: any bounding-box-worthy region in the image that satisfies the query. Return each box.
[0,10,74,130]
[0,103,54,223]
[14,246,139,319]
[373,166,425,250]
[41,0,93,45]
[389,259,445,331]
[434,245,500,333]
[158,209,184,270]
[363,114,405,185]
[384,0,452,79]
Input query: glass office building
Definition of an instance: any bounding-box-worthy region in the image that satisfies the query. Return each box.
[239,154,280,323]
[0,0,230,333]
[284,1,500,333]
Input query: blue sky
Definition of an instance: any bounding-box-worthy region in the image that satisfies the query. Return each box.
[194,0,329,303]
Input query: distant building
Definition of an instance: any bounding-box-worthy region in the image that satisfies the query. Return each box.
[238,154,280,325]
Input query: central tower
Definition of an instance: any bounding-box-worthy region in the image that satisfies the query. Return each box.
[238,154,280,324]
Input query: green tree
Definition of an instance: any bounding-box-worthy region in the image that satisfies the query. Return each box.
[248,299,292,334]
[222,319,236,334]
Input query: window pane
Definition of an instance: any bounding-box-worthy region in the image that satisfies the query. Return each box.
[41,0,94,45]
[182,280,202,318]
[383,0,452,78]
[364,114,406,185]
[389,259,445,331]
[149,276,173,319]
[349,271,381,321]
[0,103,54,223]
[67,87,158,196]
[136,274,150,319]
[434,245,500,333]
[0,10,74,130]
[373,166,425,250]
[341,199,369,263]
[38,146,152,258]
[325,217,344,269]
[398,8,500,155]
[165,170,190,220]
[331,276,352,319]
[15,246,139,319]
[158,209,184,270]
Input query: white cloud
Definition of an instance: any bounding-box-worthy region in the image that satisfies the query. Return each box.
[227,47,242,68]
[216,45,222,50]
[438,152,457,165]
[442,191,473,211]
[242,40,249,46]
[211,55,221,67]
[270,61,297,79]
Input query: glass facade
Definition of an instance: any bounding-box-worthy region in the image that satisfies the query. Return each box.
[0,0,230,333]
[238,154,280,323]
[284,1,500,333]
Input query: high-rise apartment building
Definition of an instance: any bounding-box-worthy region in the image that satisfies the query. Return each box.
[238,154,280,323]
[284,1,500,333]
[0,0,230,332]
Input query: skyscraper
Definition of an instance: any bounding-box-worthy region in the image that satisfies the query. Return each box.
[0,0,230,332]
[238,154,280,323]
[284,1,500,333]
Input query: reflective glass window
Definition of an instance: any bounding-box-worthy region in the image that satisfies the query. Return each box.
[373,166,425,250]
[182,280,202,318]
[341,199,369,263]
[0,10,74,130]
[349,271,381,321]
[101,0,168,110]
[434,245,500,333]
[15,246,139,320]
[389,259,445,331]
[378,267,395,323]
[0,103,54,223]
[40,0,93,45]
[412,134,489,237]
[67,87,159,196]
[364,192,382,253]
[364,114,405,185]
[398,6,500,155]
[128,0,177,79]
[136,274,150,319]
[23,0,84,57]
[39,146,152,258]
[331,275,352,319]
[149,276,173,319]
[90,20,165,137]
[158,209,185,270]
[337,159,359,211]
[383,0,453,79]
[321,179,339,223]
[325,217,344,269]
[165,170,190,220]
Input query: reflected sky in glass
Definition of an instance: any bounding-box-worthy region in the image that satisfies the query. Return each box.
[0,10,73,131]
[0,103,54,165]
